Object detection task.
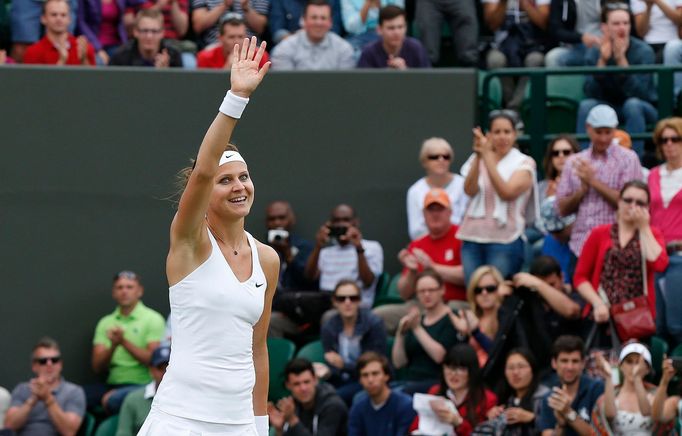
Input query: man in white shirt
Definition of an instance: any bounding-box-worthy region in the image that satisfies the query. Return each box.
[305,204,384,307]
[632,0,682,62]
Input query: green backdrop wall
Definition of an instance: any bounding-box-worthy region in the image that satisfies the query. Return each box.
[0,66,476,387]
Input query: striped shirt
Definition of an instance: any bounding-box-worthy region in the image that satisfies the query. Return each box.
[191,0,270,48]
[556,143,642,256]
[318,240,383,308]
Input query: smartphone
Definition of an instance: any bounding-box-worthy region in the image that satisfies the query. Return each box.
[267,229,289,244]
[328,226,347,238]
[671,356,682,371]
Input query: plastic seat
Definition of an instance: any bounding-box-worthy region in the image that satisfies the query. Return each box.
[521,74,586,134]
[478,71,503,114]
[650,336,669,382]
[77,412,96,436]
[371,272,391,307]
[267,337,296,401]
[93,415,119,436]
[373,273,404,308]
[296,339,325,364]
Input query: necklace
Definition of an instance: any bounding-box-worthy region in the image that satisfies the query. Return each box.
[206,218,244,255]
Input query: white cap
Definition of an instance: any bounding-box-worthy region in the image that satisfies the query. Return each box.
[619,342,652,367]
[586,104,619,128]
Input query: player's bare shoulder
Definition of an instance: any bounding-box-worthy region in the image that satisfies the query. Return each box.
[255,239,280,274]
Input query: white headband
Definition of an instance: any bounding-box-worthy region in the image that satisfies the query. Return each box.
[218,151,247,166]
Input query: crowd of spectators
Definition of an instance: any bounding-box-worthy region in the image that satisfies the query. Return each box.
[2,104,682,435]
[0,0,681,86]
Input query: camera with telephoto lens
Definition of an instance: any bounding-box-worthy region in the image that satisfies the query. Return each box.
[268,229,289,244]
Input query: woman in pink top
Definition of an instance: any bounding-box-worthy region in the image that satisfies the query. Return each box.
[649,117,682,348]
[457,110,538,283]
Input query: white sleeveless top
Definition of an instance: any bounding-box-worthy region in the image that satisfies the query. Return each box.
[152,229,266,424]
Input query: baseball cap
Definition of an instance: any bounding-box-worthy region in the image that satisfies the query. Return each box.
[423,188,451,209]
[150,345,171,367]
[586,104,619,128]
[619,342,652,367]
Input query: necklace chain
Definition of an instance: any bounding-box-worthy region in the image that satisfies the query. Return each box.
[206,218,244,255]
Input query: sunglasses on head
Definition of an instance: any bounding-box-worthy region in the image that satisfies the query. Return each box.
[552,149,573,157]
[659,136,682,145]
[621,197,648,207]
[114,270,138,281]
[427,154,451,161]
[334,295,361,303]
[34,356,61,365]
[474,285,498,295]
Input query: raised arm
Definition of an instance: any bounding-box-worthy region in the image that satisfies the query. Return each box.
[168,38,269,282]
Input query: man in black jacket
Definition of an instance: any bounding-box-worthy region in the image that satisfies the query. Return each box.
[544,0,602,66]
[268,358,348,436]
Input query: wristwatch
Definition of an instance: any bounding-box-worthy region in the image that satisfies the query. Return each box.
[565,409,577,423]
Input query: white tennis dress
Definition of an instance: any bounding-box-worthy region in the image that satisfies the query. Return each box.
[138,229,266,436]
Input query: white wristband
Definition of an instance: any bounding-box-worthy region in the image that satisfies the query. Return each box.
[219,90,250,119]
[255,415,269,436]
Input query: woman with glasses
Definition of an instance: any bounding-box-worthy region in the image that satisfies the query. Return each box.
[320,280,387,405]
[457,111,539,283]
[484,348,548,435]
[408,343,498,436]
[573,180,668,334]
[539,136,579,206]
[406,137,469,240]
[137,39,274,436]
[392,269,462,394]
[649,117,682,349]
[449,265,505,366]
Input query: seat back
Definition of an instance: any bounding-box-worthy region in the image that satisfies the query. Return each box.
[267,337,296,401]
[93,415,119,436]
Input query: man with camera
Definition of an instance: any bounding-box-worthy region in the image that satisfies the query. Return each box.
[305,204,384,308]
[265,201,322,338]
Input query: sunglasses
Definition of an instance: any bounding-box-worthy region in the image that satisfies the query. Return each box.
[659,136,682,145]
[34,356,61,365]
[334,295,361,303]
[621,197,648,207]
[427,154,451,161]
[552,149,573,157]
[474,285,498,295]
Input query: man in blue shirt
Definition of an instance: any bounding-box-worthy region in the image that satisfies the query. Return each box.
[348,352,415,436]
[357,6,430,69]
[539,335,604,436]
[576,3,657,157]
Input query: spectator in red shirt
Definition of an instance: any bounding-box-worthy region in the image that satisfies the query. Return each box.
[23,0,96,66]
[197,13,269,69]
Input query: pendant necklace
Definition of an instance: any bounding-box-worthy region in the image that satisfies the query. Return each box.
[206,218,243,255]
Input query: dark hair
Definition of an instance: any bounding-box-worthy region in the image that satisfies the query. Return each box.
[439,344,485,427]
[620,179,650,204]
[551,335,585,359]
[601,1,630,23]
[529,255,562,278]
[379,5,405,25]
[498,348,540,410]
[284,358,315,380]
[489,109,520,132]
[304,0,331,16]
[332,279,361,297]
[356,351,391,379]
[415,269,444,288]
[543,135,580,180]
[33,336,60,354]
[219,13,246,35]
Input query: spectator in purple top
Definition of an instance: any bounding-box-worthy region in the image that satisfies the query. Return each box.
[78,0,140,64]
[357,5,430,68]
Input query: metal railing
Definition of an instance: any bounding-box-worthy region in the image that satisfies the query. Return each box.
[480,65,680,163]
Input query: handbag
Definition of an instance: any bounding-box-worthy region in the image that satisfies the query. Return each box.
[598,233,655,341]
